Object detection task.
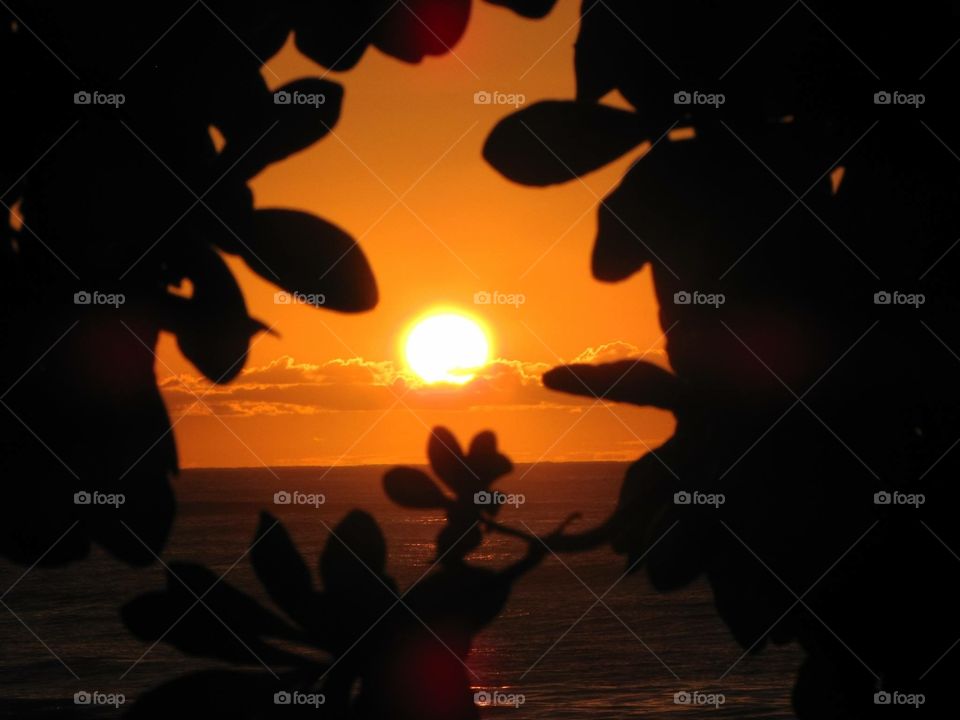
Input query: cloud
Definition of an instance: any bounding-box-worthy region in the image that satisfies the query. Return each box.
[159,341,667,418]
[159,355,408,416]
[572,340,668,366]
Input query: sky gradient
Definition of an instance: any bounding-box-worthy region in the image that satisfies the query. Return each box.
[155,1,674,466]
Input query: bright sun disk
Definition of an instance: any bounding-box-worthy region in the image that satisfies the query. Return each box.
[404,312,490,385]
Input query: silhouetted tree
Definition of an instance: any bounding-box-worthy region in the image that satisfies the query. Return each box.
[485,2,960,717]
[1,0,554,566]
[123,428,578,719]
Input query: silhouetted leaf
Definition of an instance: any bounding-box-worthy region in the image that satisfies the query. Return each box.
[317,511,398,659]
[484,0,557,19]
[483,101,647,186]
[165,246,265,383]
[320,510,388,590]
[573,1,619,102]
[428,427,474,496]
[608,450,677,565]
[251,512,318,630]
[222,77,343,179]
[294,4,371,71]
[592,161,655,282]
[171,563,304,635]
[245,209,378,312]
[121,567,307,668]
[466,431,512,485]
[384,467,450,508]
[543,361,684,411]
[127,560,307,665]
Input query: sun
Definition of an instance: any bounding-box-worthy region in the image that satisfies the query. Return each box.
[404,312,490,385]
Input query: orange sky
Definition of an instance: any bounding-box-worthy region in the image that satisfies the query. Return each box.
[155,1,674,467]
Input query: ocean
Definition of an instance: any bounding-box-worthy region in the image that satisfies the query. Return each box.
[0,463,801,718]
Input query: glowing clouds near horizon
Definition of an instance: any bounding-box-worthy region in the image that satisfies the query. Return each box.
[404,312,490,385]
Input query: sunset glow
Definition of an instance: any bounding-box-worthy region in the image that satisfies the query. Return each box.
[150,2,670,468]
